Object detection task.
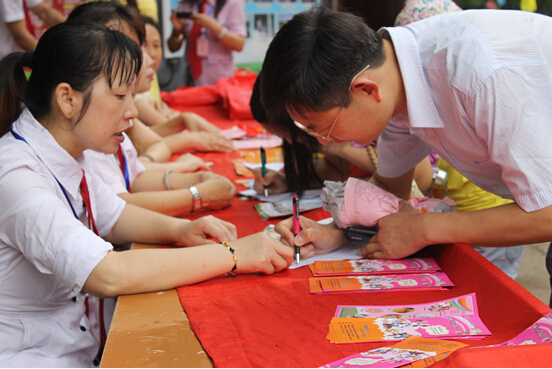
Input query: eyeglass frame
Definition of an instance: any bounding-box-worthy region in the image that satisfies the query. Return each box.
[293,64,371,141]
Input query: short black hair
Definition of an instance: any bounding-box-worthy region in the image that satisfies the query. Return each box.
[68,0,146,45]
[260,6,385,119]
[0,20,141,135]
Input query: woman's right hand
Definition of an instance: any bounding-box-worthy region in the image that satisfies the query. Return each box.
[231,232,293,274]
[252,168,288,195]
[170,11,187,33]
[195,174,237,210]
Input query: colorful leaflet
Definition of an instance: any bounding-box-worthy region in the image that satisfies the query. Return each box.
[327,315,491,343]
[321,336,467,368]
[487,310,552,346]
[335,293,479,319]
[312,258,441,276]
[309,273,454,294]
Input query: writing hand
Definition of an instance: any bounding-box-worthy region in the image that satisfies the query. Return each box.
[274,216,347,259]
[252,168,288,195]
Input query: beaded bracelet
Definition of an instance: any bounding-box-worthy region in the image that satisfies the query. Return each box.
[221,241,237,276]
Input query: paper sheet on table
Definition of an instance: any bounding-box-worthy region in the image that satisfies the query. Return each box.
[239,188,321,202]
[263,217,364,269]
[243,162,285,173]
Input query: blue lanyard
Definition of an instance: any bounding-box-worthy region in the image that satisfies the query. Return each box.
[11,128,79,220]
[199,3,214,37]
[116,145,131,192]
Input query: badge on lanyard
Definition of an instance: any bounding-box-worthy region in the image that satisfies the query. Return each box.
[196,4,214,58]
[197,29,209,58]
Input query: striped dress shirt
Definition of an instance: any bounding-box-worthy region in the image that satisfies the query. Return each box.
[377,9,552,212]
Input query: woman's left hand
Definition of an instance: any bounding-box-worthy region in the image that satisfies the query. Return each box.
[182,112,220,133]
[178,215,237,247]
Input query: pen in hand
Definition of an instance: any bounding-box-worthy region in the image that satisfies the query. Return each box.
[260,146,268,197]
[293,194,301,265]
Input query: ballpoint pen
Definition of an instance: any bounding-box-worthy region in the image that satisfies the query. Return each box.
[260,146,268,197]
[293,194,301,265]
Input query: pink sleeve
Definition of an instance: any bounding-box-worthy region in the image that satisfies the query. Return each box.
[220,0,246,37]
[339,178,401,228]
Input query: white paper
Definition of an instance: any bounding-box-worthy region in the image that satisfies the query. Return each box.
[243,162,285,173]
[239,188,322,202]
[263,218,364,270]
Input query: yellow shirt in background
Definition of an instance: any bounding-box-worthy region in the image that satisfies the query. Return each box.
[431,158,512,212]
[149,73,162,101]
[117,0,159,22]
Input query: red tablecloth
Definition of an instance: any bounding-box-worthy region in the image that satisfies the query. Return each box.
[171,94,552,368]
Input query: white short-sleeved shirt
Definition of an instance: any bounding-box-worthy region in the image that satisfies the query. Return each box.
[376,10,552,212]
[0,0,41,58]
[0,109,126,366]
[84,132,146,194]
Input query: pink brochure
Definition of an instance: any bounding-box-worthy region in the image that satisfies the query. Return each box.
[320,336,467,368]
[310,273,454,294]
[312,258,441,276]
[490,310,552,346]
[335,293,479,319]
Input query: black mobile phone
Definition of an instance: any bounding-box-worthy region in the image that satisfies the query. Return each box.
[346,226,378,243]
[176,11,193,18]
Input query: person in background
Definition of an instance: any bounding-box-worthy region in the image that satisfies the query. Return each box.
[0,20,292,366]
[262,7,552,305]
[69,1,237,216]
[168,0,246,86]
[0,0,65,58]
[138,15,236,153]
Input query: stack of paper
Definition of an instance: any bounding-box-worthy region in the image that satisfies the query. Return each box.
[309,273,453,294]
[326,294,492,344]
[327,315,491,343]
[311,258,441,276]
[321,336,468,368]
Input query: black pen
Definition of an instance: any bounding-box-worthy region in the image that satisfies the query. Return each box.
[293,194,301,264]
[260,146,268,197]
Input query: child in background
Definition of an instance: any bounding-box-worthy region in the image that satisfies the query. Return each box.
[136,16,236,154]
[0,20,292,367]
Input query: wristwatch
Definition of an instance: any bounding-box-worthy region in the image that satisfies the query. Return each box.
[188,186,202,212]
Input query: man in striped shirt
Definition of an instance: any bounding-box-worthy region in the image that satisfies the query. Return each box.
[261,7,552,307]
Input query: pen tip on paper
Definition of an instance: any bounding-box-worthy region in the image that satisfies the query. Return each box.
[296,254,300,265]
[264,187,268,197]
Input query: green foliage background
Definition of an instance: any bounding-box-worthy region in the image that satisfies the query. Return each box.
[454,0,552,15]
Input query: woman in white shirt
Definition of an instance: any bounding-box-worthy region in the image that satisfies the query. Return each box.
[0,20,292,367]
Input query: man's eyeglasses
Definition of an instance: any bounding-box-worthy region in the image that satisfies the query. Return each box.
[293,64,371,141]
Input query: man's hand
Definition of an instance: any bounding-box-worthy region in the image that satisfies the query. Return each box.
[358,201,429,259]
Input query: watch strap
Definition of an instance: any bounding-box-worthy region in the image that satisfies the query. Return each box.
[188,185,202,212]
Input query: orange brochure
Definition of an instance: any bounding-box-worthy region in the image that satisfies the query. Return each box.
[312,258,441,276]
[309,273,454,294]
[327,315,491,344]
